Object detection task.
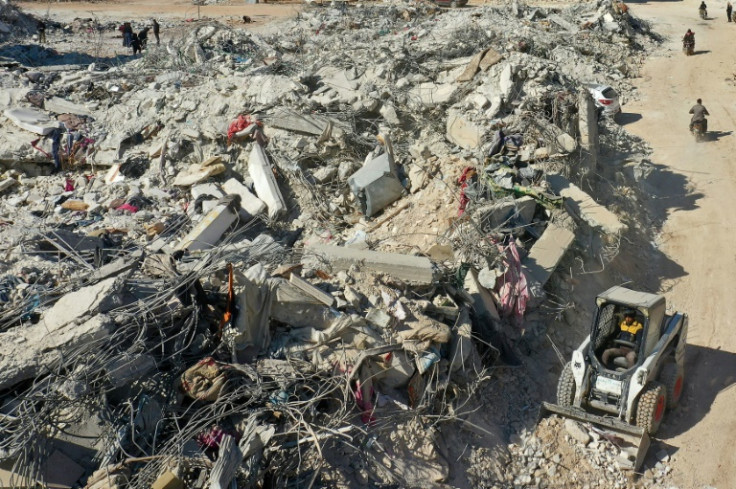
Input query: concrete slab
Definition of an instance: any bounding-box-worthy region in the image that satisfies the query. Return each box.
[289,273,335,307]
[522,222,575,286]
[306,243,435,284]
[456,49,489,83]
[0,314,113,392]
[266,108,349,137]
[44,97,93,117]
[409,83,457,107]
[177,203,238,251]
[347,152,404,217]
[248,145,286,219]
[446,111,483,149]
[3,107,57,135]
[547,174,625,235]
[0,450,84,489]
[222,178,266,217]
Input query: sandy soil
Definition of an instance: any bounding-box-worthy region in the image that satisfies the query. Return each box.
[620,1,736,487]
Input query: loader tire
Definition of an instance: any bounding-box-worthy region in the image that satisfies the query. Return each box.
[556,362,576,407]
[660,362,684,409]
[635,382,667,435]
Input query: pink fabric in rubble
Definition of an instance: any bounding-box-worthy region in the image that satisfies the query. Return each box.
[497,240,529,327]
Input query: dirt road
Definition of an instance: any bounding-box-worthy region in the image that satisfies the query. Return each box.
[622,2,736,487]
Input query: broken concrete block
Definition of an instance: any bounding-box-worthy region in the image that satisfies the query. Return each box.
[272,282,335,330]
[0,178,17,193]
[499,64,515,99]
[564,419,591,446]
[222,178,266,217]
[44,96,93,117]
[456,49,489,83]
[348,152,405,217]
[173,162,226,187]
[365,308,393,328]
[152,471,184,489]
[0,314,113,392]
[556,132,578,153]
[446,111,483,149]
[191,183,224,200]
[463,268,501,322]
[410,82,457,107]
[248,144,286,219]
[312,166,338,183]
[3,107,57,135]
[306,243,435,284]
[546,174,625,235]
[177,203,238,251]
[522,222,575,287]
[267,108,349,137]
[0,450,84,489]
[289,273,335,307]
[479,48,503,71]
[380,104,400,125]
[105,354,156,388]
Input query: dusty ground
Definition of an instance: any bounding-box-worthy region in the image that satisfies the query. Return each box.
[620,1,736,487]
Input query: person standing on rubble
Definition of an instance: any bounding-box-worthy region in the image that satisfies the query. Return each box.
[728,1,733,21]
[152,19,160,45]
[37,20,46,43]
[122,22,133,47]
[138,27,149,50]
[131,32,142,56]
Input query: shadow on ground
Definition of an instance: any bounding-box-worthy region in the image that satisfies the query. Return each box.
[706,130,732,141]
[617,112,642,125]
[658,344,736,438]
[0,43,135,67]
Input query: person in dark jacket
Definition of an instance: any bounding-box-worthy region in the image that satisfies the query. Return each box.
[37,20,46,43]
[131,32,142,55]
[138,27,149,49]
[152,19,160,45]
[122,22,133,47]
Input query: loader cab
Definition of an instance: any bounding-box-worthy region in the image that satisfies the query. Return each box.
[588,287,667,375]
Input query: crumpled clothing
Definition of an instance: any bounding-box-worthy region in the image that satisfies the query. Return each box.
[227,114,261,144]
[457,166,477,216]
[195,426,241,449]
[487,130,505,158]
[180,357,230,401]
[497,240,529,327]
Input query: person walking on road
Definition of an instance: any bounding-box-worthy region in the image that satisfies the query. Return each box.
[727,1,733,21]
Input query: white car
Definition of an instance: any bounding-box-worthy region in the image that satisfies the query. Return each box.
[584,83,621,117]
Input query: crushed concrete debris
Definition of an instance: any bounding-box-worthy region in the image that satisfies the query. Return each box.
[0,1,675,488]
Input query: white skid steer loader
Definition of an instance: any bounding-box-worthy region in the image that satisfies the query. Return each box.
[540,286,687,470]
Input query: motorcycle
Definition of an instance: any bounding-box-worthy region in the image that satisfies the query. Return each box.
[691,119,707,142]
[699,6,707,18]
[683,39,695,55]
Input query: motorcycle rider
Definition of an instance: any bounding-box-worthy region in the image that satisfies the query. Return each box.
[699,0,708,17]
[689,98,709,132]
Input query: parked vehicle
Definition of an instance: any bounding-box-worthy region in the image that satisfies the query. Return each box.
[431,0,468,7]
[584,83,621,118]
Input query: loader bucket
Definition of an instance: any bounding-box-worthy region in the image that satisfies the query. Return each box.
[538,401,650,471]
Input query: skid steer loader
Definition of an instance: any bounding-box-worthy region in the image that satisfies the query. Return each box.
[540,286,687,470]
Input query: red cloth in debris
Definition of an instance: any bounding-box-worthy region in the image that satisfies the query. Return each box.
[116,203,139,213]
[64,179,74,192]
[354,380,376,425]
[497,240,529,328]
[457,166,476,216]
[227,114,259,144]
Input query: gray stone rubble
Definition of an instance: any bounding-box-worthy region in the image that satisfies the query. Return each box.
[0,1,688,488]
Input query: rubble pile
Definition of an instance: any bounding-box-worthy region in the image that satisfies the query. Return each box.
[0,0,672,488]
[0,0,36,43]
